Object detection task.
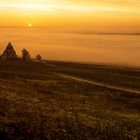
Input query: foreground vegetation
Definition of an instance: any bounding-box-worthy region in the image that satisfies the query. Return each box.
[0,60,140,140]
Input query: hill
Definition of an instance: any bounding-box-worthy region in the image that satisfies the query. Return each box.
[0,60,140,140]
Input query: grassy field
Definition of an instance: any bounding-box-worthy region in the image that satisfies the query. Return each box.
[0,60,140,140]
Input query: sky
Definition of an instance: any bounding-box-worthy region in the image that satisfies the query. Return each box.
[0,0,140,67]
[0,0,140,27]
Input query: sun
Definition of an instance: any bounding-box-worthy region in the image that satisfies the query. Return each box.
[28,24,32,27]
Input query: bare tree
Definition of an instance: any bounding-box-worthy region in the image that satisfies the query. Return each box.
[22,49,31,61]
[36,54,42,61]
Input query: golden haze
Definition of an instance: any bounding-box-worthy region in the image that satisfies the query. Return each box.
[0,0,140,67]
[0,0,140,27]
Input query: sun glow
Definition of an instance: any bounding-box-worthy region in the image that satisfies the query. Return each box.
[0,0,140,27]
[28,24,32,27]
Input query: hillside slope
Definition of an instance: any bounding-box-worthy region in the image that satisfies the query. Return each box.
[0,60,140,140]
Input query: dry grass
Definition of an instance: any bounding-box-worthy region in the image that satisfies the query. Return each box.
[0,60,140,140]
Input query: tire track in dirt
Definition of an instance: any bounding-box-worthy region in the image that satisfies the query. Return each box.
[59,74,140,94]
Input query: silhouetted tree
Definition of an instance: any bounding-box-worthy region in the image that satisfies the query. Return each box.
[2,42,17,60]
[36,54,42,61]
[22,49,31,61]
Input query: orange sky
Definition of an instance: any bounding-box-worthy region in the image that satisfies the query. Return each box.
[0,1,140,67]
[0,0,140,27]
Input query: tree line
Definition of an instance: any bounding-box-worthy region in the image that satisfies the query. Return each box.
[0,42,42,61]
[22,49,42,61]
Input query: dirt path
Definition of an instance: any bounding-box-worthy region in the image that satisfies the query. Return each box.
[59,74,140,94]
